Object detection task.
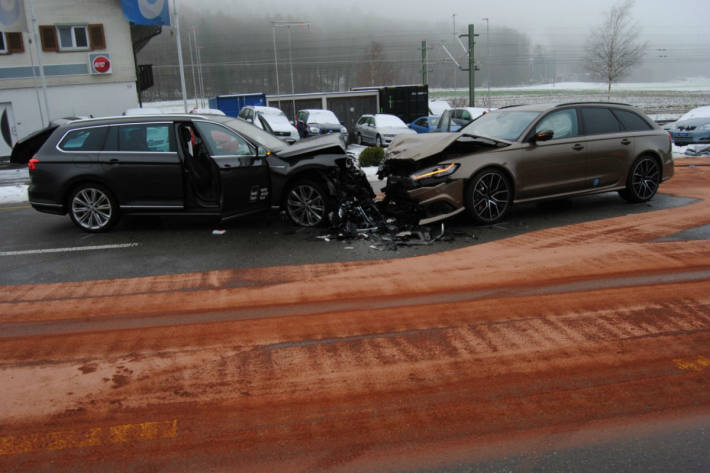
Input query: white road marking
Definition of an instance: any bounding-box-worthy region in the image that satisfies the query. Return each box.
[0,243,139,257]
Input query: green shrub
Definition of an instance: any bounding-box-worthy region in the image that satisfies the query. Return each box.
[358,146,385,167]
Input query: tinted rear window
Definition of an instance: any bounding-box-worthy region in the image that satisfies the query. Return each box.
[58,127,108,151]
[581,108,622,135]
[612,109,653,131]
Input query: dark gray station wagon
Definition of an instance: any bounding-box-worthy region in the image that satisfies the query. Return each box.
[28,114,358,232]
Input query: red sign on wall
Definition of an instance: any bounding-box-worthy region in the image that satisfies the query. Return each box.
[89,53,112,75]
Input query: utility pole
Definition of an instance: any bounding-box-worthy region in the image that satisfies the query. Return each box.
[421,40,428,85]
[452,14,456,91]
[467,24,477,107]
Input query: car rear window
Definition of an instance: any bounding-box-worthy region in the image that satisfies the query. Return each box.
[58,127,108,151]
[581,108,622,135]
[612,109,653,131]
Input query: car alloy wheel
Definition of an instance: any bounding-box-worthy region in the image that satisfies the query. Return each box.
[623,155,661,202]
[467,169,512,224]
[376,135,383,147]
[69,184,118,232]
[285,180,328,227]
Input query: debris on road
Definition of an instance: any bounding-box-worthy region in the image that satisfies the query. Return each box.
[212,229,226,235]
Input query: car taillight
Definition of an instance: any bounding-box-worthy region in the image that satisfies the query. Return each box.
[28,157,39,170]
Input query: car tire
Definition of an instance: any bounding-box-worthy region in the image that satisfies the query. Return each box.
[376,135,383,147]
[284,179,332,227]
[68,183,119,233]
[465,168,513,225]
[619,155,661,203]
[356,133,362,145]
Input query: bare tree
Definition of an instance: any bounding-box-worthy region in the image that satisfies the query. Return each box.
[585,0,647,100]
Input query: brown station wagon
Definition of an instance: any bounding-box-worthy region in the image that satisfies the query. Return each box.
[378,102,674,225]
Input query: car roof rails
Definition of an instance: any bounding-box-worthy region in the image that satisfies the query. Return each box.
[555,101,632,107]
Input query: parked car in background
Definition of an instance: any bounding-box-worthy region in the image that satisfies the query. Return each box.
[408,116,440,134]
[354,114,416,147]
[27,114,368,232]
[238,105,299,142]
[379,102,673,226]
[435,107,491,132]
[668,106,710,146]
[295,109,348,139]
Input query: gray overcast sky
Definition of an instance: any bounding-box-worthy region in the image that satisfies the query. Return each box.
[204,0,709,47]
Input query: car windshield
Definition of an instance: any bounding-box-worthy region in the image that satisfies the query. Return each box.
[430,117,439,127]
[460,110,541,141]
[307,110,339,124]
[221,117,286,152]
[376,115,406,127]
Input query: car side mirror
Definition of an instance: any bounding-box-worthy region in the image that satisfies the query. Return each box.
[531,129,554,143]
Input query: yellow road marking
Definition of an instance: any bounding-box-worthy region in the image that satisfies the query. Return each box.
[0,420,177,456]
[673,355,710,372]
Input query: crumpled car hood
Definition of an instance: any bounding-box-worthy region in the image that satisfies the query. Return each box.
[276,133,345,158]
[386,132,508,162]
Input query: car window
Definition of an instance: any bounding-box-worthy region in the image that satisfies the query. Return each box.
[106,124,175,152]
[58,127,108,151]
[581,107,622,135]
[415,118,427,126]
[461,110,541,141]
[368,117,375,126]
[461,111,472,121]
[535,109,579,139]
[612,109,653,131]
[195,121,253,156]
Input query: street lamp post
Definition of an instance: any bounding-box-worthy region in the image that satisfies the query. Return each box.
[271,20,310,117]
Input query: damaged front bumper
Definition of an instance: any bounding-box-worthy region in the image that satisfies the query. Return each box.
[380,168,465,225]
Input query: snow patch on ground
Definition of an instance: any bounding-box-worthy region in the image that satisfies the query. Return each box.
[431,78,710,93]
[0,185,28,204]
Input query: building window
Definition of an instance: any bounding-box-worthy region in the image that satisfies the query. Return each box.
[58,25,89,51]
[40,24,105,52]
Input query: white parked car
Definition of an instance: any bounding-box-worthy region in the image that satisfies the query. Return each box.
[237,105,299,142]
[354,114,416,147]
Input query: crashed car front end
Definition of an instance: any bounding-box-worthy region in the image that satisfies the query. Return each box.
[378,133,509,225]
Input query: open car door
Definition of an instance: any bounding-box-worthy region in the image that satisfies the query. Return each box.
[191,120,271,217]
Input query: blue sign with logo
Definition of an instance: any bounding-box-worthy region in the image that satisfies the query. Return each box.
[121,0,171,26]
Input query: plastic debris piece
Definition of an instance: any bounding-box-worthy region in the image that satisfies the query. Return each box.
[212,229,226,235]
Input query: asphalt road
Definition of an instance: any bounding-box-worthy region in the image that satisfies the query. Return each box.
[0,191,695,285]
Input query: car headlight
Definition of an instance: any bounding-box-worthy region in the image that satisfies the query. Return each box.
[341,126,348,133]
[411,163,459,180]
[309,126,320,134]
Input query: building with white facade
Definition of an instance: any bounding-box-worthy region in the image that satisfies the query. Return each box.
[0,0,140,157]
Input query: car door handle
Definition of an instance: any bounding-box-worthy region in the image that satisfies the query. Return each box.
[621,139,631,145]
[572,144,584,151]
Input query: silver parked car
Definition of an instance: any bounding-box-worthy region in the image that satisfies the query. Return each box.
[354,114,416,147]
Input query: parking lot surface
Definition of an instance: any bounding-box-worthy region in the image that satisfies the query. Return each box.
[1,160,709,472]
